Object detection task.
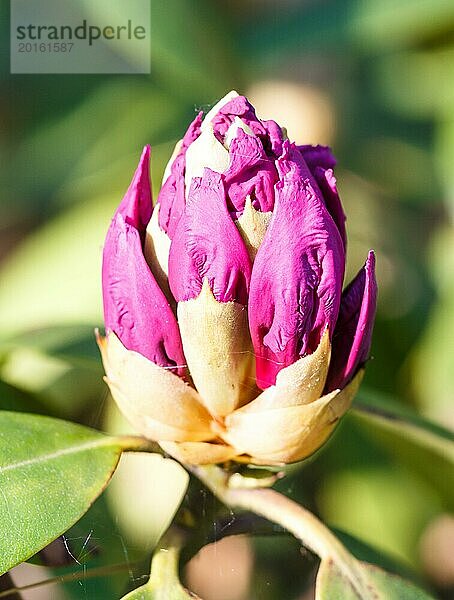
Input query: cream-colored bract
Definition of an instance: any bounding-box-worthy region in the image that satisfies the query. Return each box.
[236,196,273,261]
[97,331,214,442]
[245,328,331,411]
[159,441,237,465]
[221,371,363,465]
[184,125,229,198]
[98,329,361,465]
[177,279,257,419]
[224,116,254,149]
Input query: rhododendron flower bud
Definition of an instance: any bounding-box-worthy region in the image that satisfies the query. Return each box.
[98,91,377,466]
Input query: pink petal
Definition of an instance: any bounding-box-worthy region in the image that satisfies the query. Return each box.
[157,113,203,238]
[102,213,185,375]
[325,250,377,391]
[211,95,265,139]
[314,166,347,249]
[157,153,186,238]
[298,144,337,171]
[297,145,346,248]
[168,169,251,304]
[248,143,345,389]
[224,128,277,216]
[115,145,152,236]
[261,119,284,157]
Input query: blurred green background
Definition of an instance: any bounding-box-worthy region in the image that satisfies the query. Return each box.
[1,1,453,598]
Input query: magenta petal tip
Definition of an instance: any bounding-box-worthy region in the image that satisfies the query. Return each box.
[115,145,152,235]
[325,250,377,391]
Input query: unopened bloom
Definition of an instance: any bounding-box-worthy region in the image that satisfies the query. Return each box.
[98,91,377,466]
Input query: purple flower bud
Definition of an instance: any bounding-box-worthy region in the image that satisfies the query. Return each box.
[100,91,378,465]
[102,150,185,375]
[248,142,345,389]
[325,250,377,391]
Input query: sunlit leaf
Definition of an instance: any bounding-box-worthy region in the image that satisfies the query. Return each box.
[0,411,124,574]
[316,558,434,599]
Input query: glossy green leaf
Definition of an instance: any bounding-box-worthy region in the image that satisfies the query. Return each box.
[316,558,435,599]
[0,411,124,574]
[121,547,199,600]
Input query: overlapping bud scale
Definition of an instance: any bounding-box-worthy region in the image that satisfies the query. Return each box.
[99,91,377,465]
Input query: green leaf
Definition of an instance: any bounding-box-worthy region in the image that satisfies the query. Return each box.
[352,388,454,507]
[0,411,124,575]
[316,558,435,599]
[121,547,199,600]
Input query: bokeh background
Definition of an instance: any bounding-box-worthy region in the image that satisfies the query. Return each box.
[1,1,453,598]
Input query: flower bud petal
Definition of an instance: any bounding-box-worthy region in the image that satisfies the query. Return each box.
[158,113,203,238]
[161,139,183,185]
[97,332,214,442]
[224,128,277,216]
[211,94,268,141]
[298,144,337,172]
[169,169,251,304]
[313,166,347,249]
[248,144,345,389]
[102,213,185,374]
[224,116,254,149]
[205,92,284,157]
[297,145,346,247]
[143,204,173,304]
[201,90,240,131]
[261,119,285,157]
[115,145,152,235]
[177,280,256,418]
[159,441,237,465]
[223,370,362,465]
[326,250,377,391]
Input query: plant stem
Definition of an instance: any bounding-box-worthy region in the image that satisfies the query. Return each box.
[147,546,181,588]
[116,435,162,454]
[191,465,371,598]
